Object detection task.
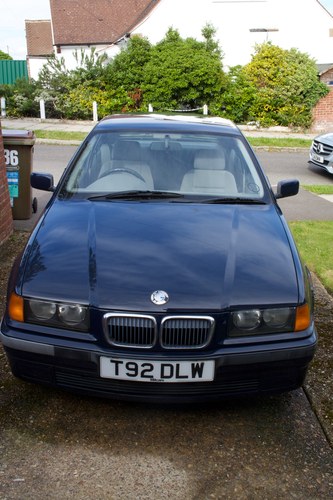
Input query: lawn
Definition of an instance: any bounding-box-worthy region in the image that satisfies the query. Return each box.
[289,220,333,294]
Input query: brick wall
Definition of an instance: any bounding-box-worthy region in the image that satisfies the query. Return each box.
[312,87,333,132]
[0,124,13,245]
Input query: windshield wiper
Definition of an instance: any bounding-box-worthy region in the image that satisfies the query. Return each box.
[201,197,267,204]
[88,190,185,201]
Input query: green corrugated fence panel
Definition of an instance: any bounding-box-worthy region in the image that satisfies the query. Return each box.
[0,60,28,84]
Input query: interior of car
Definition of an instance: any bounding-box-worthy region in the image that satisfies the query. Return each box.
[64,132,264,198]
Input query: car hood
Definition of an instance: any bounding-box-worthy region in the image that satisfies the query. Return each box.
[21,199,299,312]
[315,132,333,145]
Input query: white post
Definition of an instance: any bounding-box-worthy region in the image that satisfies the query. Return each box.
[93,101,98,122]
[203,104,208,116]
[148,103,153,113]
[40,99,46,120]
[1,97,6,117]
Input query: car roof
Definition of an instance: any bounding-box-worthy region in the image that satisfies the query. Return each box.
[95,113,241,136]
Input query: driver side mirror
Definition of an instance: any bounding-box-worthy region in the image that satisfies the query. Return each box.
[31,173,55,192]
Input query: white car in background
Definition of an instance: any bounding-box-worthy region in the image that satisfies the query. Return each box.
[309,133,333,175]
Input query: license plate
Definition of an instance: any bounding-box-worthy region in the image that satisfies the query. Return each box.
[311,152,324,163]
[100,357,215,383]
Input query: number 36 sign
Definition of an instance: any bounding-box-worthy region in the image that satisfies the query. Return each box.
[4,149,19,167]
[4,149,19,199]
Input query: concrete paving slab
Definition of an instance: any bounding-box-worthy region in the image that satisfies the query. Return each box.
[319,194,333,203]
[278,188,333,221]
[1,117,95,134]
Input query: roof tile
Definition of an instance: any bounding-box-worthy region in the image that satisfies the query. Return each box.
[25,20,53,56]
[49,0,160,46]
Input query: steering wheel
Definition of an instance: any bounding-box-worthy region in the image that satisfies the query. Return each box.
[102,167,145,183]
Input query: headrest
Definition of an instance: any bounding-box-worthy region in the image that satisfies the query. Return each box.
[100,143,111,163]
[113,140,141,160]
[194,149,225,170]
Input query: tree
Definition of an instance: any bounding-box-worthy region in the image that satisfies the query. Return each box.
[38,56,70,93]
[201,23,223,58]
[0,50,12,60]
[105,35,152,111]
[3,35,328,126]
[142,26,227,112]
[37,49,110,118]
[106,36,152,91]
[242,42,328,127]
[218,65,257,123]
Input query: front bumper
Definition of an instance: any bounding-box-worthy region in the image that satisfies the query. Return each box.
[308,154,333,175]
[0,320,317,403]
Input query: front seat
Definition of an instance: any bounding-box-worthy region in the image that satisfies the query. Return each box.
[180,148,238,195]
[100,140,154,189]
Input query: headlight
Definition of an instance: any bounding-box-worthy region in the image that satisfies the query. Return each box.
[233,310,261,330]
[229,306,296,337]
[29,299,57,320]
[24,298,89,331]
[58,304,86,325]
[262,308,292,328]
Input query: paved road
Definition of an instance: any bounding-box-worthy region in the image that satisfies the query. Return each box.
[257,149,333,185]
[258,149,333,221]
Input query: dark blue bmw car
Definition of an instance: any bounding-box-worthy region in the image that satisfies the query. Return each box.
[1,114,317,402]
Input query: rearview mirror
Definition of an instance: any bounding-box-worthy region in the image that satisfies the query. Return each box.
[275,179,299,199]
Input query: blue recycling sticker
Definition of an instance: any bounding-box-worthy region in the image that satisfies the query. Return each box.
[7,171,19,198]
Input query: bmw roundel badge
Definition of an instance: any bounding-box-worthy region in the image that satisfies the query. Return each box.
[151,290,169,305]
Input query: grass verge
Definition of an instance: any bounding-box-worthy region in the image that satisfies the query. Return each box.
[302,185,333,195]
[27,130,312,148]
[246,137,312,148]
[33,130,87,141]
[289,220,333,294]
[3,127,88,142]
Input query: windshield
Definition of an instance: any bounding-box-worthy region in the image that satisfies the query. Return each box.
[61,130,266,200]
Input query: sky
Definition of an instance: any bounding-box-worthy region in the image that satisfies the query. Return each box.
[1,0,333,60]
[0,0,51,59]
[322,0,333,14]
